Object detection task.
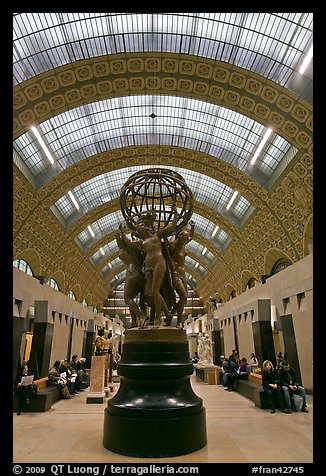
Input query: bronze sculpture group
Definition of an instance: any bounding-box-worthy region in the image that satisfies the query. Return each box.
[115,168,196,329]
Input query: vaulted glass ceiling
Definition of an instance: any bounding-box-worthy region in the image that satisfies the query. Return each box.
[14,95,297,190]
[56,164,252,231]
[13,12,313,298]
[13,13,313,101]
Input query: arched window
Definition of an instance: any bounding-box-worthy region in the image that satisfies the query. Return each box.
[230,289,236,300]
[271,258,292,276]
[82,299,88,307]
[93,306,98,313]
[47,278,59,291]
[68,290,76,300]
[13,258,33,276]
[246,277,256,290]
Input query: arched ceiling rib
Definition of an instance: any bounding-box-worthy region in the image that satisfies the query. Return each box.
[13,12,313,305]
[13,13,313,101]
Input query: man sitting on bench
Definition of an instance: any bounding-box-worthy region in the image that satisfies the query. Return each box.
[224,357,250,391]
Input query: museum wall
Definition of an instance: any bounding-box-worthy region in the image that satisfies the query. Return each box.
[186,253,313,391]
[50,312,71,366]
[13,267,121,378]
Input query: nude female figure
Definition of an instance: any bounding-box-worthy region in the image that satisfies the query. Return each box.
[132,206,178,326]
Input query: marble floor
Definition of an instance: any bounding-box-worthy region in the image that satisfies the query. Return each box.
[13,375,313,464]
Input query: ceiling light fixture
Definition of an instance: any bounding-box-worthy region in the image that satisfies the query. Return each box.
[87,225,95,237]
[299,45,313,75]
[212,225,219,237]
[68,191,80,210]
[250,128,273,165]
[31,126,54,164]
[226,191,238,210]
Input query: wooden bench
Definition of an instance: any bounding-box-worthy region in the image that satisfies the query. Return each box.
[13,377,62,412]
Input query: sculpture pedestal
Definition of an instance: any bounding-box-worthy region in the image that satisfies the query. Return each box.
[86,355,106,404]
[103,328,207,457]
[193,363,218,384]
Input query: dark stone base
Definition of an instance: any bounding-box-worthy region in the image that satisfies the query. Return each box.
[86,396,105,404]
[102,327,207,458]
[103,405,206,458]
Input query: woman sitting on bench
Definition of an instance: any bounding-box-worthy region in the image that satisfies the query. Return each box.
[262,360,285,414]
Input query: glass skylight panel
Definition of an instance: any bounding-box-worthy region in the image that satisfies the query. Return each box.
[13,13,312,100]
[102,257,123,277]
[76,211,124,248]
[110,270,127,286]
[190,212,229,250]
[259,138,297,177]
[92,240,120,264]
[54,195,74,220]
[218,229,228,244]
[187,240,214,264]
[185,272,197,287]
[185,256,206,277]
[232,196,251,220]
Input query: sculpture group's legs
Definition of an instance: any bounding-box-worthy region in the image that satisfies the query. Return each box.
[172,277,187,327]
[124,275,147,328]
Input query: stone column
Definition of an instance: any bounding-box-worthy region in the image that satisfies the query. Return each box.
[84,319,95,369]
[280,314,302,385]
[29,301,54,379]
[252,299,275,367]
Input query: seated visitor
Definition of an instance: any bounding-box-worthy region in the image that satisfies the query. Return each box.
[48,360,69,392]
[76,357,90,388]
[221,357,238,390]
[228,349,238,364]
[218,355,226,386]
[249,352,259,372]
[278,360,309,413]
[59,359,77,395]
[13,363,35,415]
[225,357,250,391]
[69,354,84,391]
[261,360,285,414]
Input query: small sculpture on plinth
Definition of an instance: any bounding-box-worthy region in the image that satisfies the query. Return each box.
[94,327,106,355]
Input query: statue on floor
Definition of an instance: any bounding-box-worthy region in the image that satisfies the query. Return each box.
[198,333,213,366]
